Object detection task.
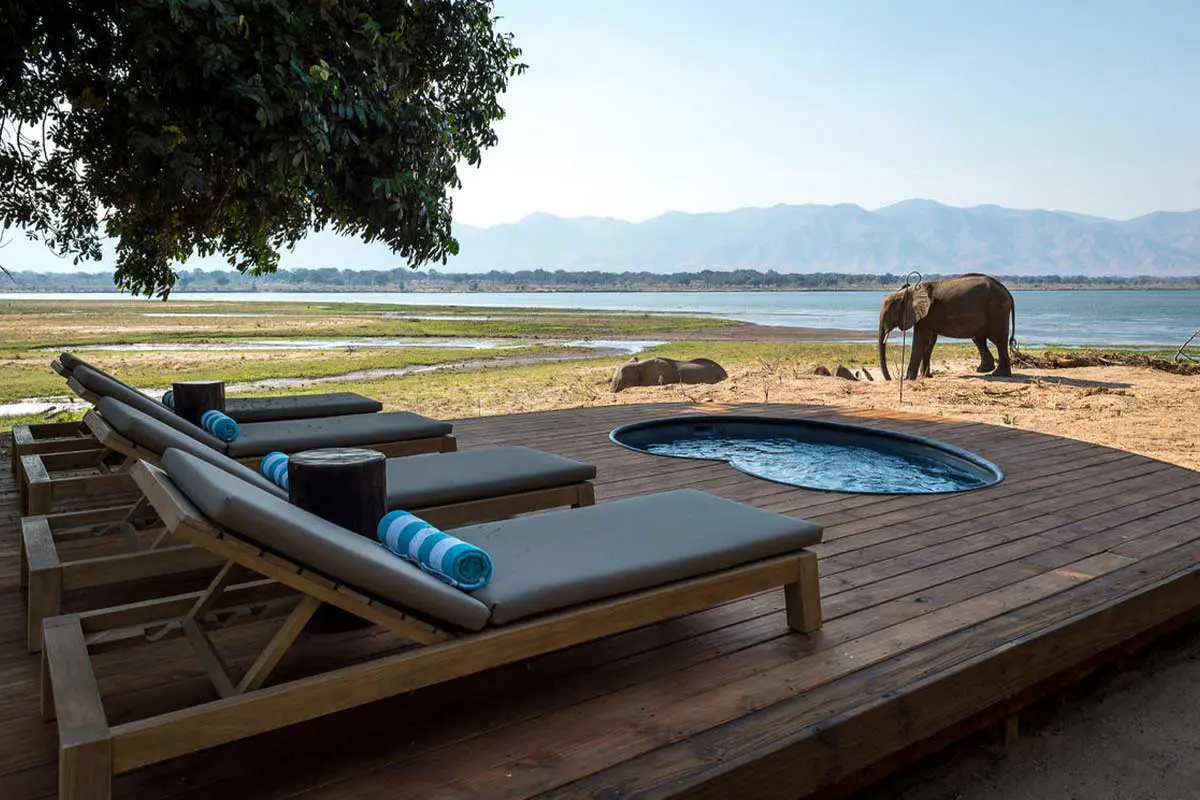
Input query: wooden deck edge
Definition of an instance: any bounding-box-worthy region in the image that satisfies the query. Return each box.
[814,603,1200,800]
[650,558,1200,800]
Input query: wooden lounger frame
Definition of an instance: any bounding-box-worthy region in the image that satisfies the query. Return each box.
[11,362,99,509]
[13,421,99,515]
[20,447,140,517]
[42,461,822,800]
[22,411,594,653]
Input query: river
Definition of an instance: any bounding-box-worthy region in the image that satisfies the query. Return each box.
[3,289,1197,347]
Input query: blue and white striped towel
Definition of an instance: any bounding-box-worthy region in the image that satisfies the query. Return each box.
[376,510,494,591]
[162,389,174,409]
[201,409,240,443]
[260,451,289,490]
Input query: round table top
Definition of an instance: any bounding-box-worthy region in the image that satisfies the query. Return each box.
[289,447,386,467]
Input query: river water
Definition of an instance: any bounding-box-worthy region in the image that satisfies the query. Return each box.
[3,289,1198,346]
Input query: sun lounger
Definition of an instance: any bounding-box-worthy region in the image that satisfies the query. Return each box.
[18,370,453,517]
[16,353,387,495]
[17,387,452,521]
[66,363,454,459]
[15,351,385,479]
[41,447,823,799]
[56,351,384,422]
[22,397,597,650]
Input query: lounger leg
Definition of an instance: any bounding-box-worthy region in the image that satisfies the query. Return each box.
[23,454,54,516]
[25,519,63,653]
[43,617,113,800]
[237,595,322,693]
[573,483,596,508]
[96,495,153,552]
[181,562,241,697]
[784,550,823,634]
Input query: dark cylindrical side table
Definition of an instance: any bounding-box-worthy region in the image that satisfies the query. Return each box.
[287,447,387,632]
[171,380,226,427]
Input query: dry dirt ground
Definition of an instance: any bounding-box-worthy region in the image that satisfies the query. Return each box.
[541,355,1200,471]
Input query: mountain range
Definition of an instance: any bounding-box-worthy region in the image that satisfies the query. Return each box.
[447,200,1200,276]
[7,199,1200,276]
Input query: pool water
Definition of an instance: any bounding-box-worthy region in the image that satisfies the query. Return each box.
[611,416,1002,495]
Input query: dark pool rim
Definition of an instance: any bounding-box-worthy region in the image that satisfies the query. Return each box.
[608,413,1005,495]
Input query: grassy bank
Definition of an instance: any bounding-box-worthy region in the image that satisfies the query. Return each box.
[0,299,735,349]
[228,341,990,420]
[1,297,1150,436]
[0,344,586,405]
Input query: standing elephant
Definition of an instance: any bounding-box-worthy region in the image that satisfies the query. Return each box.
[877,273,1016,380]
[610,356,728,392]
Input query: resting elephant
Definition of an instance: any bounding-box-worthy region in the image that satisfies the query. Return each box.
[610,356,728,393]
[878,273,1016,380]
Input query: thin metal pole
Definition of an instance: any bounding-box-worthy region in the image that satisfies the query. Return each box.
[898,269,922,405]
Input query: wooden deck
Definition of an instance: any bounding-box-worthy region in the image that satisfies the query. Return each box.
[4,401,1200,799]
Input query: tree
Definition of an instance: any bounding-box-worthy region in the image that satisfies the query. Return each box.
[0,1,525,298]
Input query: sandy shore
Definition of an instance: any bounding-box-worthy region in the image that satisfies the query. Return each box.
[460,353,1200,471]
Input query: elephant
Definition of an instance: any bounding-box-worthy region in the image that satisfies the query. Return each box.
[610,356,728,392]
[877,273,1016,381]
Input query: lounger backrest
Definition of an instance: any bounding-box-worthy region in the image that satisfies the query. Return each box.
[74,365,227,451]
[60,352,137,392]
[97,397,285,498]
[58,351,90,375]
[161,448,491,632]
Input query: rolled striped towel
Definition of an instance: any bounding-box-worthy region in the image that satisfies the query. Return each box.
[377,510,494,591]
[162,389,174,409]
[260,451,289,490]
[201,409,240,442]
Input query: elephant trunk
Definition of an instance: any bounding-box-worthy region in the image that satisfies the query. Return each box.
[878,321,893,381]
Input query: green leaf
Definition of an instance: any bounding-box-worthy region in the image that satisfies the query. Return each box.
[0,0,525,298]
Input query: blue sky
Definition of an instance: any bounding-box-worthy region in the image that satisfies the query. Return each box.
[7,0,1199,272]
[452,0,1199,225]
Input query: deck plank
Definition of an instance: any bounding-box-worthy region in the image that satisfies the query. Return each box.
[0,401,1198,800]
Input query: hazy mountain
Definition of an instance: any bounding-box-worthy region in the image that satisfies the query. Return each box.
[447,200,1200,276]
[6,199,1200,276]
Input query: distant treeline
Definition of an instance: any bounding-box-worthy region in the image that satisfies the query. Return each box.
[4,267,1200,293]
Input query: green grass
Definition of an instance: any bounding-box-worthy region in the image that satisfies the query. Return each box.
[0,345,576,405]
[0,299,735,348]
[0,409,84,434]
[0,293,1166,436]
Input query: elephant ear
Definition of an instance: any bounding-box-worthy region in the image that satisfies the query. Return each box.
[910,282,934,324]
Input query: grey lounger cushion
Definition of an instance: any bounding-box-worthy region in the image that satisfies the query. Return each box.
[163,448,491,631]
[97,397,286,498]
[222,392,382,422]
[78,364,451,457]
[99,396,589,509]
[385,447,596,509]
[74,365,226,448]
[225,412,452,458]
[165,445,821,631]
[58,351,89,374]
[61,351,381,423]
[465,490,823,625]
